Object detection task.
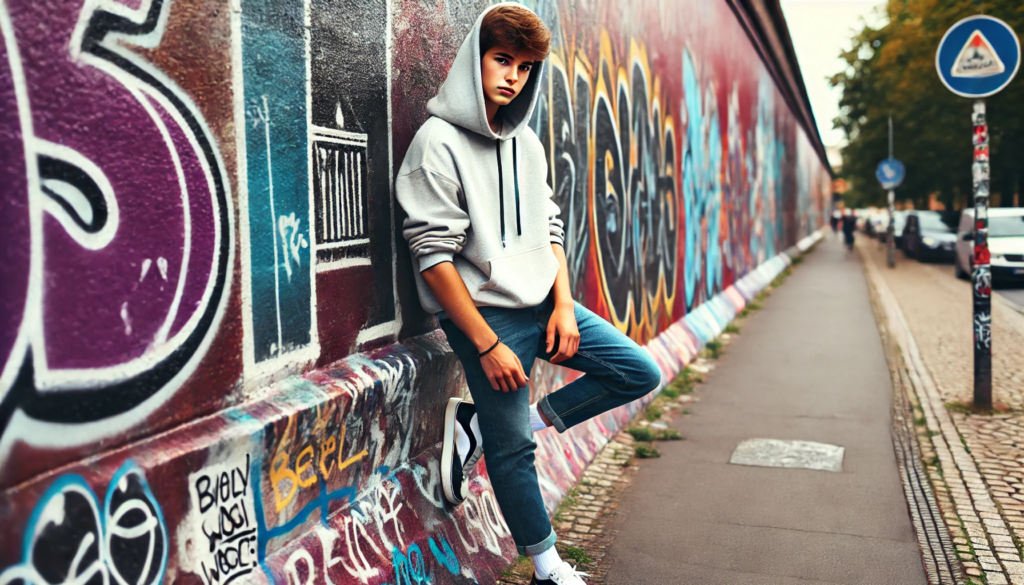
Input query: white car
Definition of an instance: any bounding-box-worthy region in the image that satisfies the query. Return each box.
[956,208,1024,282]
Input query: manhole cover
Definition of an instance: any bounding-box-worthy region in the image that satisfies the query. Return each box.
[729,438,844,472]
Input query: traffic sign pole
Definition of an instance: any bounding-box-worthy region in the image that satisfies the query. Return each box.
[887,189,895,267]
[972,100,992,408]
[887,116,896,268]
[936,14,1018,408]
[875,154,904,266]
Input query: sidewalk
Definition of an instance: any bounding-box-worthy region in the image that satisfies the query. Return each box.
[602,237,928,584]
[862,238,1024,584]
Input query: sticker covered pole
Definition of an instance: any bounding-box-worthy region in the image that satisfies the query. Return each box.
[972,99,992,407]
[887,116,895,268]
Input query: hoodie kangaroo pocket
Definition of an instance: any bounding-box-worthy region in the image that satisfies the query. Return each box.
[480,244,559,305]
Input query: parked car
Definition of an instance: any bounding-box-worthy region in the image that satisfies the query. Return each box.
[893,210,908,248]
[955,208,1024,282]
[903,211,957,262]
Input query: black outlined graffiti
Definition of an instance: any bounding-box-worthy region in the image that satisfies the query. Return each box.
[0,461,167,585]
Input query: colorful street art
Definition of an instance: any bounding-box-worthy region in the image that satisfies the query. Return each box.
[0,0,233,473]
[0,0,829,583]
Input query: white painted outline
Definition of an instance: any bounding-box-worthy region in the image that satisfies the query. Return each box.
[35,139,120,251]
[234,0,320,383]
[0,0,39,405]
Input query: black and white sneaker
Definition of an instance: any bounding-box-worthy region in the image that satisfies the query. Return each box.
[529,562,591,584]
[441,397,484,505]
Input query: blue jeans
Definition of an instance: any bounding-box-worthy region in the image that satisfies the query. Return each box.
[436,294,662,555]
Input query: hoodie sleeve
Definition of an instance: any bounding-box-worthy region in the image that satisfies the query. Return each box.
[396,166,470,272]
[547,189,565,247]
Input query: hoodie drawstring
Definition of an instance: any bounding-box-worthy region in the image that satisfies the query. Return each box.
[495,138,521,248]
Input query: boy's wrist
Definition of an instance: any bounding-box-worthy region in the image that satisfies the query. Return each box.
[472,332,500,353]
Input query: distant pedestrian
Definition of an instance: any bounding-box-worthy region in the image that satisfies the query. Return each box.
[830,209,840,234]
[842,209,857,252]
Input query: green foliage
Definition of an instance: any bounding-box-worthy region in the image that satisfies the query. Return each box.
[560,546,594,567]
[703,339,723,359]
[665,366,701,397]
[634,443,661,458]
[630,426,683,441]
[628,426,655,441]
[724,323,741,334]
[644,404,662,421]
[831,0,1024,209]
[659,428,683,440]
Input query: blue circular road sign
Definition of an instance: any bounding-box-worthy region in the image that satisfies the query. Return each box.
[876,158,906,190]
[936,15,1020,98]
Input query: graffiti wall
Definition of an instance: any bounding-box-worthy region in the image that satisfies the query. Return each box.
[0,0,829,582]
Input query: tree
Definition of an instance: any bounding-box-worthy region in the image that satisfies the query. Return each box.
[831,0,1024,209]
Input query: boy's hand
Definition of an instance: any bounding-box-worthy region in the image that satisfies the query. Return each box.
[546,302,579,364]
[480,343,529,392]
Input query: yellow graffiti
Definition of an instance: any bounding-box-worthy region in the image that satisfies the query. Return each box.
[271,422,368,512]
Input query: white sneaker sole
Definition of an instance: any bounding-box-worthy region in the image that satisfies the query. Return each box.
[441,397,464,505]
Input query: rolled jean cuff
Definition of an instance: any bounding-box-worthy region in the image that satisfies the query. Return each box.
[538,396,567,433]
[517,528,557,556]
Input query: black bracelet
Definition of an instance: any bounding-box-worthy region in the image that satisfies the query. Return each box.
[478,336,501,357]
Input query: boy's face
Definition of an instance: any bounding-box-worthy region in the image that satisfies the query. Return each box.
[481,45,538,109]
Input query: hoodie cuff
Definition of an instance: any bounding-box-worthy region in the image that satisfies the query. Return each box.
[418,251,455,272]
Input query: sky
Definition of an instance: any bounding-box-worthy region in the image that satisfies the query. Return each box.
[780,0,889,152]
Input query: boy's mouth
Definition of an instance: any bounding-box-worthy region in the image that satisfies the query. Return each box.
[498,87,515,97]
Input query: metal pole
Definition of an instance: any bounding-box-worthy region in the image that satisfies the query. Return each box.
[887,189,895,267]
[887,116,896,267]
[972,99,992,407]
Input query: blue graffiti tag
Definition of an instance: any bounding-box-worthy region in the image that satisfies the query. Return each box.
[682,50,724,309]
[428,534,460,576]
[391,542,430,585]
[0,460,167,585]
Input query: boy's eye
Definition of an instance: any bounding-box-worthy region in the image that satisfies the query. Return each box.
[496,57,508,65]
[520,65,532,72]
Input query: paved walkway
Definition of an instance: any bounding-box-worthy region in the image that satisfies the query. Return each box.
[603,238,927,584]
[862,238,1024,583]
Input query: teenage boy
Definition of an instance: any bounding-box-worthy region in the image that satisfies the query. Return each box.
[395,4,662,584]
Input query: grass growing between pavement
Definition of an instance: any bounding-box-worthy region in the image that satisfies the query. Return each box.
[702,339,723,360]
[500,487,602,581]
[946,400,1015,416]
[552,487,579,523]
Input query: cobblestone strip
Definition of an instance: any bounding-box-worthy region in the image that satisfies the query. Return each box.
[495,431,641,585]
[885,324,962,583]
[865,251,1024,584]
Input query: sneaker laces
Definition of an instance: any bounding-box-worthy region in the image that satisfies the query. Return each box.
[549,562,590,584]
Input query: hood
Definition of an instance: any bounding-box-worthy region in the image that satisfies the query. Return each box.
[426,2,545,141]
[990,236,1024,255]
[922,229,957,243]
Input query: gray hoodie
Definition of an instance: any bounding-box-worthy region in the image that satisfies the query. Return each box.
[395,3,565,316]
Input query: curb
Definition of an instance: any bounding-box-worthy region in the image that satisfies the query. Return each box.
[862,244,1024,585]
[997,293,1024,318]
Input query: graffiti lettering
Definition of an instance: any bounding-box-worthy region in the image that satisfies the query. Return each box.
[271,423,368,512]
[188,454,258,585]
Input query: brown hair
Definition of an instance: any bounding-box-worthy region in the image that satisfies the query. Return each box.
[479,5,551,61]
